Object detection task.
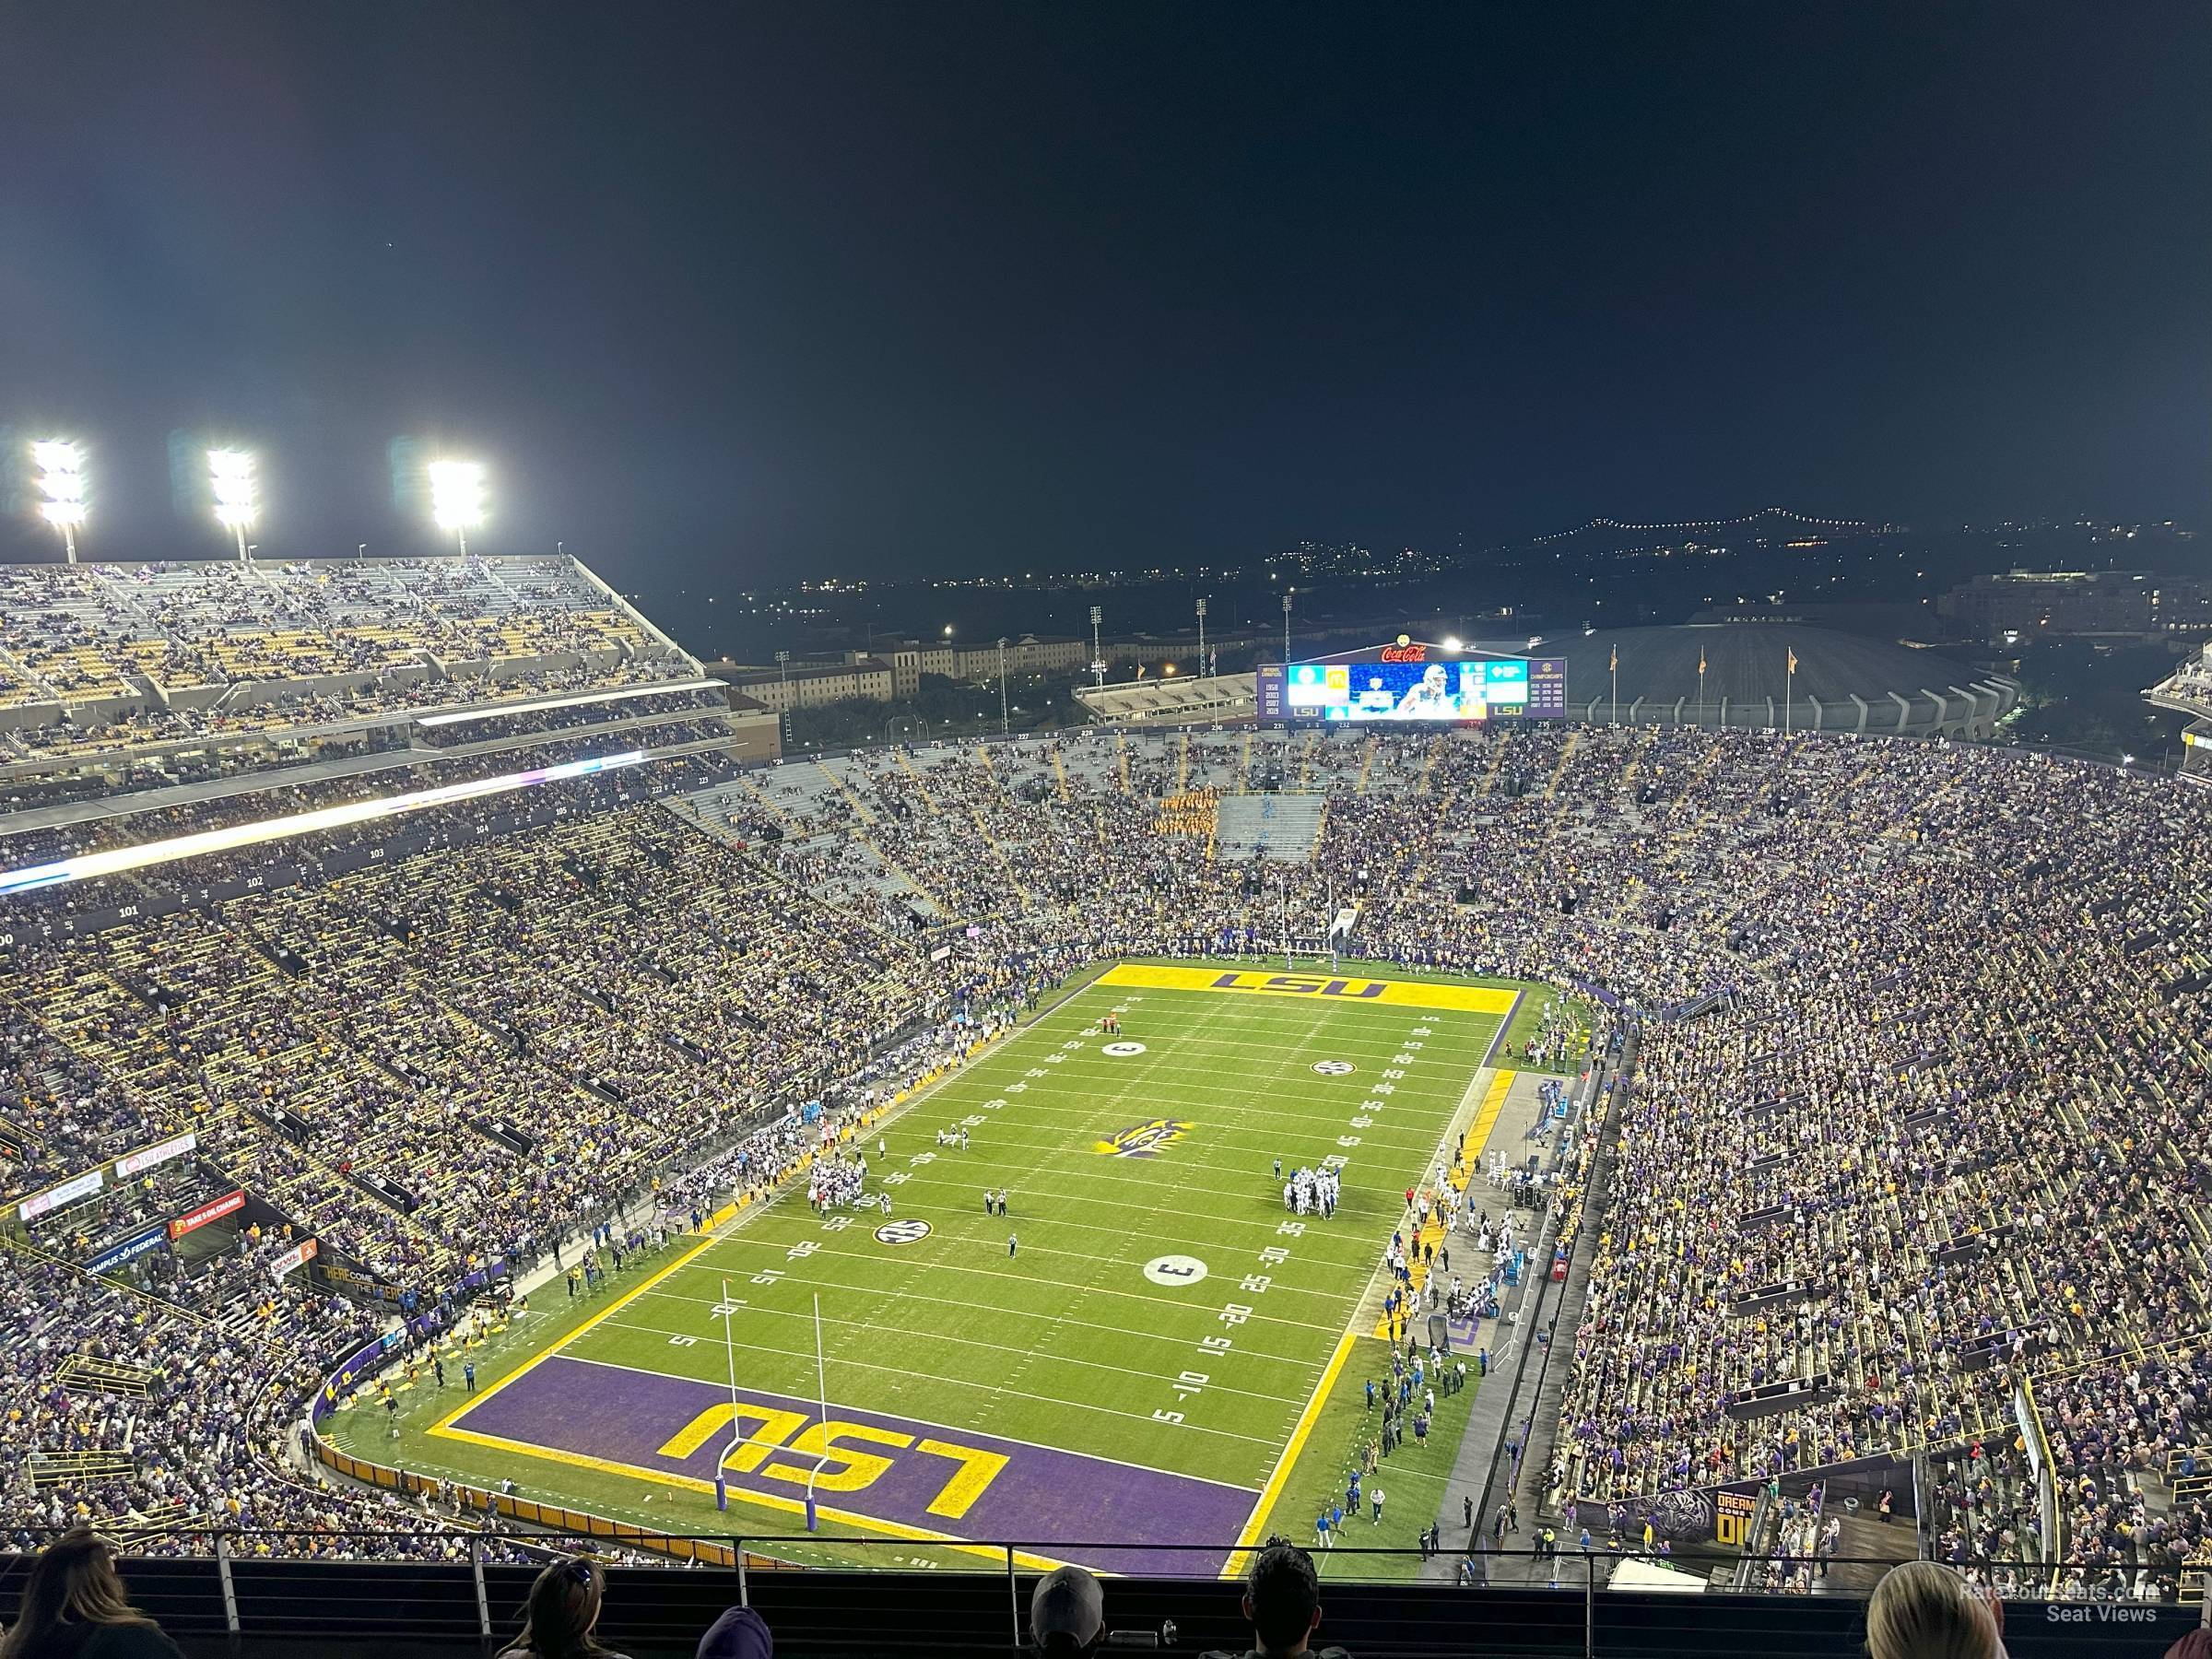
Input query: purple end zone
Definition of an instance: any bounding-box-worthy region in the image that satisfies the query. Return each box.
[453,1354,1254,1576]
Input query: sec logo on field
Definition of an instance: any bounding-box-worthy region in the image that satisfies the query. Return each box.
[1312,1060,1356,1076]
[1101,1041,1147,1057]
[875,1219,933,1246]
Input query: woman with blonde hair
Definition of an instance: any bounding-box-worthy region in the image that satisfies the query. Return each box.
[1865,1560,2006,1659]
[0,1528,184,1659]
[496,1558,631,1659]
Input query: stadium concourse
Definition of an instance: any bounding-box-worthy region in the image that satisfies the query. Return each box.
[0,566,2203,1623]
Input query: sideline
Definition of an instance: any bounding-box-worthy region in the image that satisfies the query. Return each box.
[1220,1044,1516,1579]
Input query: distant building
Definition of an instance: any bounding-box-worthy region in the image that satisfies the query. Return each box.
[711,658,894,712]
[875,644,949,699]
[869,634,1091,696]
[957,634,1089,681]
[1939,570,2212,642]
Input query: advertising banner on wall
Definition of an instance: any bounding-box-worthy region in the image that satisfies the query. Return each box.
[85,1226,170,1275]
[19,1169,103,1222]
[169,1188,245,1239]
[113,1133,199,1179]
[271,1238,320,1277]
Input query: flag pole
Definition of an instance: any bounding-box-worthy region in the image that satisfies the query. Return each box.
[1783,647,1796,735]
[1609,643,1618,726]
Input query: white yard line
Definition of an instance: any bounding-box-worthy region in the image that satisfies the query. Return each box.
[652,1230,1346,1334]
[572,973,1520,1536]
[597,1308,1308,1409]
[633,1278,1324,1371]
[902,1112,1465,1165]
[571,1328,1285,1451]
[834,1172,1392,1260]
[1220,1008,1482,1574]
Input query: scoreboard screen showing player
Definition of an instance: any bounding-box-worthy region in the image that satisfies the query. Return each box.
[1259,644,1565,722]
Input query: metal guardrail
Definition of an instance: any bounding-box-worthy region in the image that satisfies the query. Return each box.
[3,1536,2204,1658]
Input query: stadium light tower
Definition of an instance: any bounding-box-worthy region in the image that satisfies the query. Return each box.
[428,459,486,557]
[996,637,1009,735]
[1281,589,1294,666]
[1195,597,1207,676]
[1089,605,1105,688]
[208,449,257,562]
[31,440,87,564]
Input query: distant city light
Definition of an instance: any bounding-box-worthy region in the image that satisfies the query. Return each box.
[429,459,486,554]
[31,439,87,562]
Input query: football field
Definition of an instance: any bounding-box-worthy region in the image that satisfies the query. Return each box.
[333,962,1544,1576]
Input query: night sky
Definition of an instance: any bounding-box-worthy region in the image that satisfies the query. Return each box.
[2,4,2206,586]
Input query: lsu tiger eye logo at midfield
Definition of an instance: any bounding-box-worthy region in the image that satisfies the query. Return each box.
[1092,1118,1194,1158]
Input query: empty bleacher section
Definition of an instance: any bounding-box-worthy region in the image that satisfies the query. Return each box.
[1214,792,1325,861]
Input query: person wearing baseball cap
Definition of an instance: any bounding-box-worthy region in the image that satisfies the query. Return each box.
[1030,1564,1106,1655]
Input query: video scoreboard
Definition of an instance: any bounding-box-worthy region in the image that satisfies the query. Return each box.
[1256,639,1566,723]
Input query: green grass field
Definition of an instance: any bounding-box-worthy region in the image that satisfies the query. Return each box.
[328,961,1531,1578]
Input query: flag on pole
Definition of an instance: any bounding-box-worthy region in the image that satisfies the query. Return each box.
[1609,645,1618,673]
[1787,649,1798,675]
[1698,649,1707,677]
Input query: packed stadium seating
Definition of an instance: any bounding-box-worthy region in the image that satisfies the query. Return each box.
[0,651,2206,1609]
[0,557,708,837]
[0,556,655,712]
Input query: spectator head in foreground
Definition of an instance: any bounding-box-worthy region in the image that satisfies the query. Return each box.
[1030,1565,1105,1654]
[1865,1561,2006,1659]
[0,1527,185,1659]
[695,1606,773,1659]
[1231,1541,1341,1659]
[498,1558,630,1659]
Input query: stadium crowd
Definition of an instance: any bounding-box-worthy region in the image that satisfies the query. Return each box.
[0,713,2204,1590]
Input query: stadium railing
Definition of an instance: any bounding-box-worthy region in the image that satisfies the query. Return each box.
[1,1539,2199,1659]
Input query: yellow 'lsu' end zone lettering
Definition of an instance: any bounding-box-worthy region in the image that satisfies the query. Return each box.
[1098,962,1517,1015]
[658,1404,1007,1520]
